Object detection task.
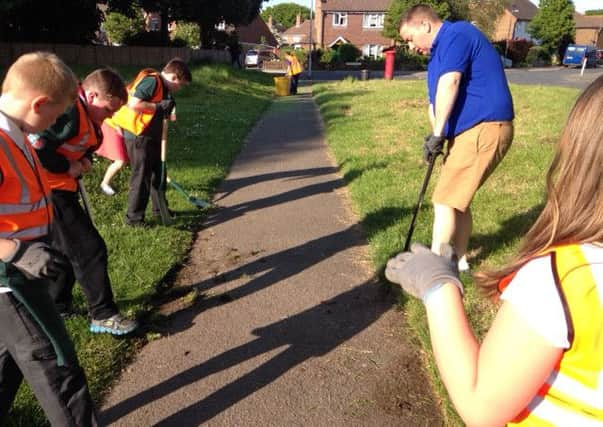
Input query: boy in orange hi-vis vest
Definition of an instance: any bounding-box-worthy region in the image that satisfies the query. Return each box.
[385,75,603,425]
[31,68,138,336]
[110,58,192,227]
[0,52,97,426]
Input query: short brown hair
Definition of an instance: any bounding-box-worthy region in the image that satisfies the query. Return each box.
[82,68,128,103]
[399,4,441,29]
[163,57,192,83]
[2,51,78,105]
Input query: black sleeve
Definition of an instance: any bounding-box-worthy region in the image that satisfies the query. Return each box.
[31,105,80,173]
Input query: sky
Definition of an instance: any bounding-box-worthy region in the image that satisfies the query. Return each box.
[261,0,601,14]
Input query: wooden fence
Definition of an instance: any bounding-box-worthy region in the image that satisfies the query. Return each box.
[0,43,230,67]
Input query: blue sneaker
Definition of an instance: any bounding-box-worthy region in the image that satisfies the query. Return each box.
[90,313,138,335]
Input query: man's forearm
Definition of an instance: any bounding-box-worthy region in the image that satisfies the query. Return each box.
[433,72,461,136]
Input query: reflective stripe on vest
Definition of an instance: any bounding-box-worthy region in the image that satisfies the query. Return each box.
[505,244,603,426]
[110,69,163,136]
[0,129,52,240]
[44,96,100,192]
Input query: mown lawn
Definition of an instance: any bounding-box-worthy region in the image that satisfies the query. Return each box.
[8,64,274,426]
[313,78,579,425]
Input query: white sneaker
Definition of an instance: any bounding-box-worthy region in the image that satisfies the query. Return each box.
[100,183,116,196]
[458,257,470,273]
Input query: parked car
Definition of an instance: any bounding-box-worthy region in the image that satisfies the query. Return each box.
[562,44,598,68]
[598,49,603,65]
[244,49,278,69]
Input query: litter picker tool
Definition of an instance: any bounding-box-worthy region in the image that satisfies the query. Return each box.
[167,176,212,209]
[403,154,438,252]
[78,179,94,225]
[157,118,173,225]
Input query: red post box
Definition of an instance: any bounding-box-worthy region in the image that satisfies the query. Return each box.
[384,48,396,80]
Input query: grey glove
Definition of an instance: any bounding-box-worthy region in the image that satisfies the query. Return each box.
[385,243,463,304]
[423,134,446,162]
[156,99,175,118]
[2,240,69,281]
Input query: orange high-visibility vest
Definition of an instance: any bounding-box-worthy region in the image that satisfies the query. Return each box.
[110,69,164,136]
[0,129,52,241]
[44,95,100,192]
[500,244,603,426]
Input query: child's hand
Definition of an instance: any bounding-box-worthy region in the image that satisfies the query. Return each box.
[67,160,83,178]
[80,157,92,173]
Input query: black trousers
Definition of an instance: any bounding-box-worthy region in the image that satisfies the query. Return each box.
[0,292,97,426]
[290,74,300,95]
[124,134,167,224]
[49,190,118,320]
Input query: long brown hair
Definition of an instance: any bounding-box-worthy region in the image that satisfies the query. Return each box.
[476,75,603,296]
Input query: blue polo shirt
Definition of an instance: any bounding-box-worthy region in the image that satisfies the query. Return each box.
[428,21,514,138]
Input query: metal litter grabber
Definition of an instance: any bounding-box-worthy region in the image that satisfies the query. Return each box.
[403,154,438,251]
[157,118,173,225]
[78,178,94,225]
[167,176,212,209]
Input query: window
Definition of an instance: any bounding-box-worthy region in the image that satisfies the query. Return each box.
[363,13,384,29]
[363,44,382,59]
[148,16,161,32]
[333,12,347,27]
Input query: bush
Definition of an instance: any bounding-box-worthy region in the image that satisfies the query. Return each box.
[318,48,340,70]
[396,47,428,71]
[171,21,200,48]
[360,56,385,70]
[103,10,144,45]
[507,38,534,66]
[337,43,361,63]
[526,46,551,67]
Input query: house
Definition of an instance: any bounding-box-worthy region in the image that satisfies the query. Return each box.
[281,14,314,49]
[266,15,288,46]
[574,13,603,48]
[492,0,538,42]
[236,14,278,48]
[314,0,395,58]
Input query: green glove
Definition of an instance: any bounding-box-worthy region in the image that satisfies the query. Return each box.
[385,243,463,304]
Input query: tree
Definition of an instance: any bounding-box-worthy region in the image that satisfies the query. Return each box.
[103,8,145,45]
[468,0,506,39]
[260,2,310,29]
[528,0,575,60]
[0,0,101,43]
[584,9,603,15]
[383,0,470,40]
[106,0,267,48]
[172,21,201,47]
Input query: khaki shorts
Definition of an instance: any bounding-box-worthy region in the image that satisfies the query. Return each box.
[432,121,513,212]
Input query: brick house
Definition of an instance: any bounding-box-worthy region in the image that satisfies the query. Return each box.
[236,14,278,47]
[314,0,395,58]
[574,13,603,48]
[281,14,313,49]
[492,0,538,43]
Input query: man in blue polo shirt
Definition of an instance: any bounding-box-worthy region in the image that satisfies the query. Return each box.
[399,4,514,270]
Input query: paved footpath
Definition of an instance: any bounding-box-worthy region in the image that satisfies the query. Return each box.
[100,86,441,426]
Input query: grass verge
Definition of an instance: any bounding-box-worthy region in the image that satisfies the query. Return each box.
[313,78,579,425]
[7,64,274,426]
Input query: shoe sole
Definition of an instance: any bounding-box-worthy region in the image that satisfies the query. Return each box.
[89,324,137,335]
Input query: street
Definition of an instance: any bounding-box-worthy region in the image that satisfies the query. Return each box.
[302,66,603,89]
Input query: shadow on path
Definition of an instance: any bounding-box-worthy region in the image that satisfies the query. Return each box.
[101,276,393,425]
